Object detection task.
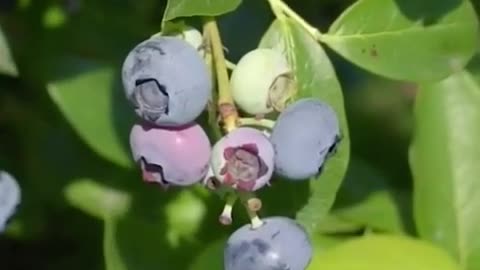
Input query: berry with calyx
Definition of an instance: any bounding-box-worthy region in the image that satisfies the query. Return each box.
[230,48,295,117]
[129,122,211,187]
[210,127,274,192]
[122,36,211,127]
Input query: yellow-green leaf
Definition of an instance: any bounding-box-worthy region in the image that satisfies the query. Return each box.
[322,0,478,82]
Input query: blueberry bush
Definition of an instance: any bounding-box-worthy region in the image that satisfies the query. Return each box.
[0,0,479,269]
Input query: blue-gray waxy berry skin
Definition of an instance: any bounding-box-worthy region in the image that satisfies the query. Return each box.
[224,217,312,270]
[270,98,341,180]
[0,171,21,233]
[122,36,212,127]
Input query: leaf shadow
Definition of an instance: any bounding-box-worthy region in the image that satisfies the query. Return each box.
[0,108,110,269]
[332,158,416,235]
[110,67,137,162]
[393,0,462,26]
[112,188,177,270]
[111,177,211,270]
[257,177,311,220]
[218,0,274,62]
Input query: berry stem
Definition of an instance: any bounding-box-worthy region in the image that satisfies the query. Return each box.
[268,0,323,41]
[225,59,236,70]
[203,18,239,133]
[237,117,276,130]
[247,207,264,229]
[203,31,223,141]
[219,193,238,225]
[239,192,264,229]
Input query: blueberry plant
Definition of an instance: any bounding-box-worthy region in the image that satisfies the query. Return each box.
[0,0,479,269]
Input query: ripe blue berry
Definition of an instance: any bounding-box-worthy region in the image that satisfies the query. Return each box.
[270,98,341,180]
[224,217,312,270]
[0,171,21,232]
[129,122,211,187]
[122,36,212,127]
[210,127,274,192]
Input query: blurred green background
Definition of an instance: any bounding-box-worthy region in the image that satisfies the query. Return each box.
[0,0,478,269]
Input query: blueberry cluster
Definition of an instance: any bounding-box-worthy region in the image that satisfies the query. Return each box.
[122,27,341,270]
[122,31,213,188]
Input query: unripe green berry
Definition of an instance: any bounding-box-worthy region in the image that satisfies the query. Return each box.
[173,26,205,56]
[230,48,295,116]
[153,25,205,57]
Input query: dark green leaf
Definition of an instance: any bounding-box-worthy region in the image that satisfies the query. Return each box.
[163,0,242,21]
[329,159,413,233]
[334,190,410,233]
[103,188,210,270]
[0,25,18,76]
[103,214,177,270]
[259,19,350,235]
[165,189,208,247]
[322,0,478,82]
[189,238,225,270]
[48,65,135,168]
[308,234,460,270]
[104,218,128,270]
[410,70,480,270]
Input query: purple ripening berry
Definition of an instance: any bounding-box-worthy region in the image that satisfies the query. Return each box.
[210,127,274,192]
[129,122,211,188]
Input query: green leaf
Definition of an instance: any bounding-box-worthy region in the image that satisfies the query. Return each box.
[259,19,350,235]
[0,25,18,76]
[322,0,478,82]
[308,234,461,270]
[410,70,480,270]
[163,0,242,21]
[104,218,128,270]
[103,214,177,270]
[102,187,210,270]
[334,190,410,233]
[48,65,135,168]
[329,159,412,233]
[165,190,207,247]
[189,238,225,270]
[64,179,132,220]
[316,214,363,234]
[102,212,174,270]
[311,234,350,253]
[43,5,68,29]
